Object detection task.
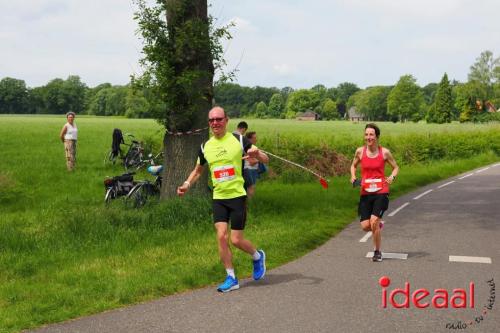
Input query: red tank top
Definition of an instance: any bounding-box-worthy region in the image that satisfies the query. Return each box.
[360,146,389,196]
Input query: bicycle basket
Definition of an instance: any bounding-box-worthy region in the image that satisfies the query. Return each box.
[116,180,134,195]
[114,173,135,195]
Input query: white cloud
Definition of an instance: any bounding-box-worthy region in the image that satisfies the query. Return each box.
[1,0,500,88]
[273,63,296,76]
[0,0,142,87]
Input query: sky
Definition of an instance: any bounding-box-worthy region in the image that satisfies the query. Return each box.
[1,0,499,89]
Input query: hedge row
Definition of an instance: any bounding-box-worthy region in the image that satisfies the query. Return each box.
[259,129,500,178]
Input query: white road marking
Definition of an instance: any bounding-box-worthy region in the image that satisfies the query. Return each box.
[449,256,492,264]
[366,252,408,260]
[438,181,455,189]
[359,232,372,242]
[413,189,433,200]
[475,167,490,173]
[388,202,410,217]
[458,173,474,180]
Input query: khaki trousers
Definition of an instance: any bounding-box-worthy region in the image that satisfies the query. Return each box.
[64,140,77,171]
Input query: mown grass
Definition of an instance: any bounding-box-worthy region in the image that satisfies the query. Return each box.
[0,115,498,332]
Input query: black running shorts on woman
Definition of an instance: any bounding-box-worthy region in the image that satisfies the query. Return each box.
[358,194,389,221]
[213,196,247,230]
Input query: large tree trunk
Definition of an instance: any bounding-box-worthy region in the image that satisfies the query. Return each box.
[161,0,213,198]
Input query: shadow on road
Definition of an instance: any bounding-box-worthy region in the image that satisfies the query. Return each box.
[406,251,430,259]
[242,273,324,288]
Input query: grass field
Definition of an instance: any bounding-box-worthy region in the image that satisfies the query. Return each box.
[0,115,499,332]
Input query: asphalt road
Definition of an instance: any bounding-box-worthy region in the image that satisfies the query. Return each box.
[31,163,500,333]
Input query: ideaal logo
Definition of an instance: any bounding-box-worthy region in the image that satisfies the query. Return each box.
[379,276,474,309]
[378,276,495,330]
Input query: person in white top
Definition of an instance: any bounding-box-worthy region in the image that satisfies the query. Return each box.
[59,112,78,171]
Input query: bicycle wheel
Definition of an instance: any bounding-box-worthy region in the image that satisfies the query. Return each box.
[104,187,116,204]
[124,150,140,170]
[104,150,118,166]
[126,183,149,208]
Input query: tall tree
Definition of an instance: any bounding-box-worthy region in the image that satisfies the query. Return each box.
[268,93,284,118]
[348,86,391,121]
[135,0,231,197]
[454,81,488,122]
[387,75,425,122]
[422,82,438,105]
[468,50,500,88]
[255,101,268,118]
[88,86,128,116]
[63,75,87,114]
[311,84,327,100]
[285,89,321,119]
[43,78,67,114]
[0,77,29,114]
[427,73,453,123]
[333,82,360,118]
[320,98,338,120]
[280,86,294,102]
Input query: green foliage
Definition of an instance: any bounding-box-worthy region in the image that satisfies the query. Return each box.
[422,82,438,105]
[125,89,150,118]
[311,84,327,99]
[332,82,360,117]
[285,89,321,119]
[492,83,500,108]
[133,0,232,131]
[0,77,30,114]
[280,86,294,101]
[427,73,453,123]
[214,83,279,118]
[348,86,391,121]
[320,98,338,120]
[88,86,128,116]
[28,76,88,115]
[268,93,284,118]
[468,50,500,88]
[454,81,489,122]
[387,74,425,122]
[255,101,268,118]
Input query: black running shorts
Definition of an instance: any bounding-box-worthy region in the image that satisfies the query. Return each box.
[212,196,247,230]
[358,193,389,221]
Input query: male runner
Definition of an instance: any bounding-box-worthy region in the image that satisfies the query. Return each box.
[177,107,269,292]
[350,123,399,262]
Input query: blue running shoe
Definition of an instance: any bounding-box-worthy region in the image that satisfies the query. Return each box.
[217,275,239,293]
[252,249,266,280]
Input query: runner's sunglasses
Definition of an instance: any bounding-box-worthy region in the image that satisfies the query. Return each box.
[208,117,225,123]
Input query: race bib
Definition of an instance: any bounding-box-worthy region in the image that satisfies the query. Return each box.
[213,165,236,183]
[362,178,383,193]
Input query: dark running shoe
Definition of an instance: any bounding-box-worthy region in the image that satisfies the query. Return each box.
[373,250,383,262]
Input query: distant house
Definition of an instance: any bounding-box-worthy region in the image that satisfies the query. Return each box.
[485,101,497,113]
[346,107,365,121]
[296,110,320,121]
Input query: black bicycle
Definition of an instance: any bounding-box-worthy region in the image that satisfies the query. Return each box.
[103,130,144,171]
[104,172,136,204]
[126,153,163,207]
[123,139,144,171]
